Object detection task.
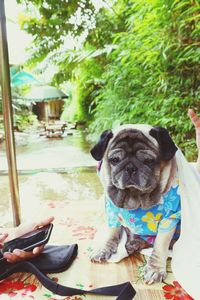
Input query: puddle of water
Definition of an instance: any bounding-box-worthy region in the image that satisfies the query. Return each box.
[0,128,103,227]
[0,171,103,227]
[0,129,96,171]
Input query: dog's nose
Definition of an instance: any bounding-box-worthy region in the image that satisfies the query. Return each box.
[126,164,137,174]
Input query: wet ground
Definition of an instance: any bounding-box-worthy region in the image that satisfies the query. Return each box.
[0,128,103,227]
[0,129,96,171]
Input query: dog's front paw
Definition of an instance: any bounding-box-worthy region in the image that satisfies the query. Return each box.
[144,264,167,284]
[90,246,116,262]
[90,227,121,262]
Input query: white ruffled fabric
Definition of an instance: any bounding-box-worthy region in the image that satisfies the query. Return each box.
[108,149,200,299]
[171,150,200,299]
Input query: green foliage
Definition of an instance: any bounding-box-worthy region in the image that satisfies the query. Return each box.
[17,0,96,66]
[61,56,104,122]
[0,100,2,114]
[14,111,39,131]
[18,0,200,160]
[90,0,200,160]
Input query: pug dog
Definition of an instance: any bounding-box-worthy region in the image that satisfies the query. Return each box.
[90,124,179,284]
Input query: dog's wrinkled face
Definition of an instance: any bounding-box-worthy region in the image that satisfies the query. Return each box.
[91,125,177,210]
[107,131,159,192]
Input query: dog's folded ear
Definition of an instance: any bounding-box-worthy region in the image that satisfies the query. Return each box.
[90,130,113,161]
[149,126,178,161]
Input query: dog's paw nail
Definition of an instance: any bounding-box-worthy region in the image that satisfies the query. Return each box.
[90,251,107,263]
[89,247,113,263]
[145,272,167,284]
[144,266,167,284]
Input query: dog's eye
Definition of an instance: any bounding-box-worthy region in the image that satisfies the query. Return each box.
[110,157,120,165]
[144,158,155,166]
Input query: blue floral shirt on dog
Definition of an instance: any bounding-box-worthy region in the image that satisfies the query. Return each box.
[105,172,181,245]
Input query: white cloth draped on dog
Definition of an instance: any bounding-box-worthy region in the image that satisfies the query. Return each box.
[171,149,200,299]
[108,149,200,299]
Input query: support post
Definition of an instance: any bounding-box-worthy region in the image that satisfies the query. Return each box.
[0,0,21,226]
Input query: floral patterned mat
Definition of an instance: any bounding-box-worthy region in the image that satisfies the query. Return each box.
[0,187,194,300]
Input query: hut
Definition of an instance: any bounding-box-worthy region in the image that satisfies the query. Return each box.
[24,85,68,121]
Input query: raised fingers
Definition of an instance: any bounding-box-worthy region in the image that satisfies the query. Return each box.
[188,109,200,129]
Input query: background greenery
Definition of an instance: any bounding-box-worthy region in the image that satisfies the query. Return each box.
[17,0,200,160]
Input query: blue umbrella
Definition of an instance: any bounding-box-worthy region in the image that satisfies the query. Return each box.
[11,71,40,87]
[10,66,40,87]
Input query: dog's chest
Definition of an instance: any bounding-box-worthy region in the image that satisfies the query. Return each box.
[105,172,181,245]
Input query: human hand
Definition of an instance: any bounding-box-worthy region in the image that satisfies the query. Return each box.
[2,216,54,263]
[188,109,200,151]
